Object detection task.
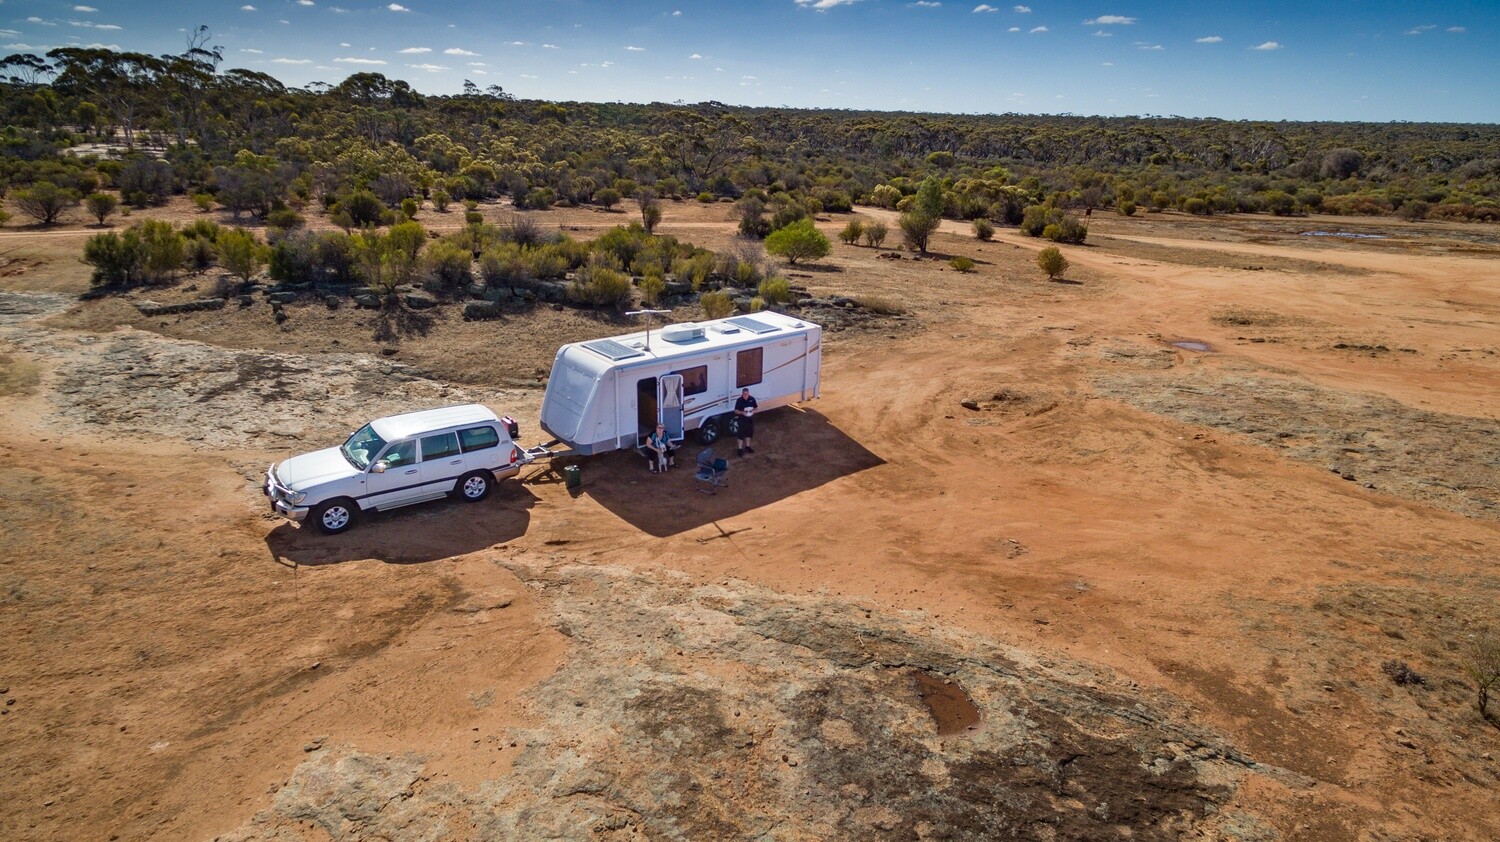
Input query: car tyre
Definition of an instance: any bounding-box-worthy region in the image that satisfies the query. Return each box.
[311,498,357,535]
[726,414,745,437]
[456,470,493,502]
[697,417,720,445]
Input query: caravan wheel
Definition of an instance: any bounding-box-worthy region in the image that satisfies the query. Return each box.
[697,417,721,445]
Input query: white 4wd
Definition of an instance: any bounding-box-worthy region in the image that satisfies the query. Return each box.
[264,404,522,534]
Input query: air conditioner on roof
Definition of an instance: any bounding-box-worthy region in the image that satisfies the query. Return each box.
[661,323,705,342]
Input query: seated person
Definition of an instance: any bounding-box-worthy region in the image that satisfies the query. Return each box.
[645,424,676,473]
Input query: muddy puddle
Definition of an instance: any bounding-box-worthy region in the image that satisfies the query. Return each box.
[912,669,982,735]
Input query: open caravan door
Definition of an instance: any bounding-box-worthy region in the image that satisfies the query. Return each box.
[659,374,685,442]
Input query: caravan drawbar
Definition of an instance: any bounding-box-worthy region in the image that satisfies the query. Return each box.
[539,311,821,455]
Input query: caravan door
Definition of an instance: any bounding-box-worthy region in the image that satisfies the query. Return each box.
[658,374,685,442]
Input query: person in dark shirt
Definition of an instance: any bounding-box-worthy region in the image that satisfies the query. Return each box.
[733,388,758,457]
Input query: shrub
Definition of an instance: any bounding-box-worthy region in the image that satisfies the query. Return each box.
[185,237,216,274]
[266,208,304,230]
[1396,200,1429,221]
[765,219,831,264]
[83,229,147,287]
[218,228,267,284]
[1036,245,1068,280]
[85,192,119,226]
[431,188,451,213]
[527,245,571,279]
[116,158,173,207]
[849,294,901,315]
[870,184,902,209]
[639,270,667,306]
[568,265,632,307]
[697,192,715,203]
[465,210,484,225]
[641,200,662,234]
[699,290,735,319]
[862,221,888,249]
[595,187,622,210]
[401,197,419,219]
[479,243,528,287]
[1262,190,1297,216]
[138,220,186,284]
[972,218,994,241]
[1182,197,1211,215]
[1040,217,1086,244]
[269,230,318,282]
[14,181,80,225]
[1117,200,1137,217]
[949,256,975,272]
[898,212,940,254]
[0,209,10,228]
[758,276,792,304]
[425,240,473,291]
[838,219,864,245]
[337,190,385,227]
[1462,631,1500,725]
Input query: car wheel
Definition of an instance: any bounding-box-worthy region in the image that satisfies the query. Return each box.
[456,470,492,502]
[726,414,744,437]
[312,499,356,535]
[697,417,720,445]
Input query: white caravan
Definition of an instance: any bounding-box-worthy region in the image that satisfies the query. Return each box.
[539,312,822,455]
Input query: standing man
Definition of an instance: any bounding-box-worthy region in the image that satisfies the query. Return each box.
[734,387,758,457]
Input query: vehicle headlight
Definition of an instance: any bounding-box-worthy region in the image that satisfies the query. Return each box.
[287,490,307,505]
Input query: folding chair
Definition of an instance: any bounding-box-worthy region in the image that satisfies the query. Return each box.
[694,448,730,494]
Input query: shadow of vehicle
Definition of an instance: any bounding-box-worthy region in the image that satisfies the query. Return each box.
[572,406,884,537]
[264,483,539,567]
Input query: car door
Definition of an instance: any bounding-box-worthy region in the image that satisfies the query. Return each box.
[364,439,420,508]
[418,431,465,492]
[458,425,504,472]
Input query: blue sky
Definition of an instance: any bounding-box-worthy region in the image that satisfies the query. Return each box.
[4,0,1497,122]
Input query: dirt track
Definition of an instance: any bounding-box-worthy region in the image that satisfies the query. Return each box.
[1,200,1498,840]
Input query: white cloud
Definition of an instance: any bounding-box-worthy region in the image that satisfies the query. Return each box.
[335,56,388,64]
[471,69,486,74]
[673,10,682,15]
[444,47,478,55]
[794,0,862,9]
[625,45,645,51]
[689,52,702,59]
[467,61,486,66]
[1404,24,1435,35]
[399,46,430,53]
[1094,30,1111,37]
[1101,61,1113,66]
[1138,43,1164,50]
[339,41,350,47]
[4,43,41,50]
[973,4,997,12]
[330,6,348,12]
[1447,26,1466,33]
[73,5,98,12]
[387,3,409,11]
[911,1,940,6]
[278,19,290,24]
[1029,25,1047,33]
[520,74,537,79]
[1007,26,1019,32]
[297,0,314,5]
[408,63,447,72]
[542,43,559,49]
[27,16,58,25]
[505,40,525,45]
[240,4,255,10]
[240,48,263,53]
[1250,41,1281,50]
[1195,35,1222,43]
[272,57,312,64]
[1085,15,1135,25]
[1013,4,1030,12]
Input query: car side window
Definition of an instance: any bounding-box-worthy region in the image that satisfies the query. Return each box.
[420,432,460,461]
[379,440,416,468]
[459,425,499,453]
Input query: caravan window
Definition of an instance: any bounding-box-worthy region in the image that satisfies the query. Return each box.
[736,347,764,388]
[674,365,708,396]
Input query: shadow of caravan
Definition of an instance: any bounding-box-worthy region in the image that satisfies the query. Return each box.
[538,312,823,455]
[579,406,884,538]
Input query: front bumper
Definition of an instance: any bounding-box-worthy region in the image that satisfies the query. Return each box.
[265,468,309,523]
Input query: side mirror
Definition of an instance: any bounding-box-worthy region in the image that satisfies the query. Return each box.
[371,463,386,474]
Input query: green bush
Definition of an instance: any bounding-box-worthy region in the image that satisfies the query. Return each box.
[479,244,527,287]
[639,270,667,306]
[138,219,186,284]
[1036,245,1068,280]
[838,219,864,245]
[425,240,473,290]
[765,219,831,264]
[401,197,419,219]
[337,190,385,227]
[266,208,304,230]
[218,228,267,284]
[1117,200,1137,217]
[949,256,975,272]
[431,188,451,213]
[568,265,632,307]
[862,221,888,248]
[758,276,792,304]
[971,218,994,241]
[83,229,147,287]
[699,290,735,319]
[1182,197,1211,215]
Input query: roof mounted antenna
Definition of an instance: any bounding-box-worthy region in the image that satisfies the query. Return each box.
[624,308,671,353]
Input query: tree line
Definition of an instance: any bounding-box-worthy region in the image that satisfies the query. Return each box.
[3,39,1499,235]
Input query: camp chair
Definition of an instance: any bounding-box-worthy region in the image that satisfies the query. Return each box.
[694,448,729,494]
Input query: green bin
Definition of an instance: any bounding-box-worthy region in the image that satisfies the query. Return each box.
[562,464,581,490]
